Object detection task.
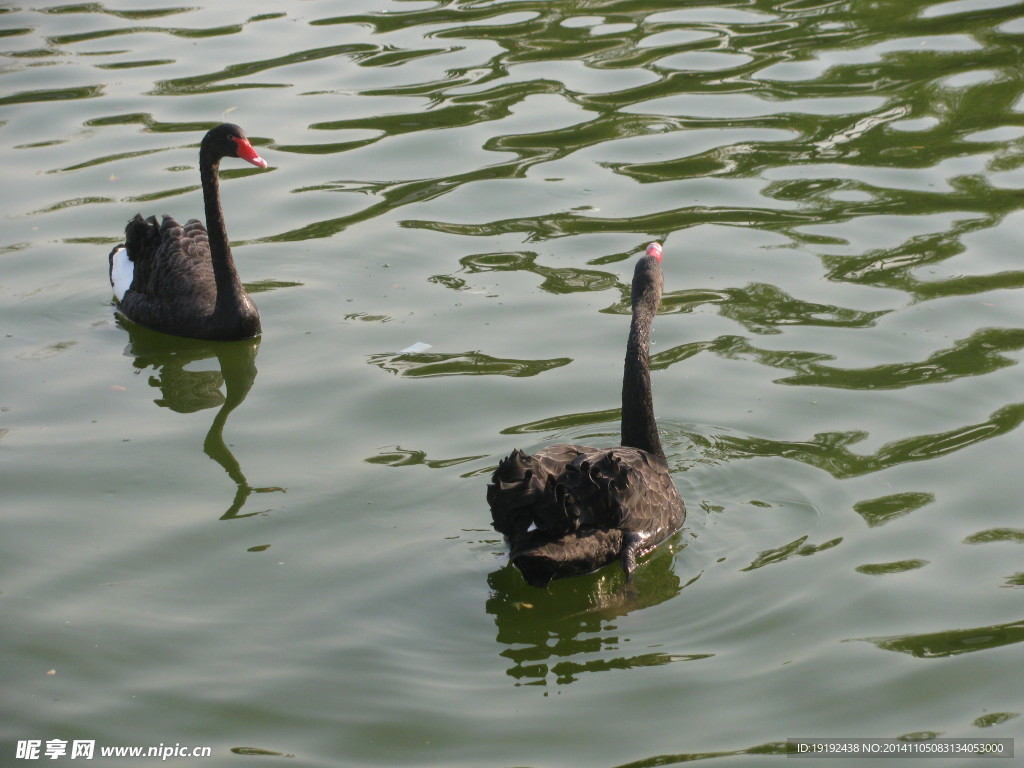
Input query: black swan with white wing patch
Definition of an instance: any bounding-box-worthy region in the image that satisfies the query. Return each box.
[109,123,266,341]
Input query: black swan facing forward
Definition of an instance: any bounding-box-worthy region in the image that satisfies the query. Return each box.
[108,123,267,341]
[488,242,685,588]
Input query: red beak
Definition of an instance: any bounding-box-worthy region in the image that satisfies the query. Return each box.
[232,136,268,169]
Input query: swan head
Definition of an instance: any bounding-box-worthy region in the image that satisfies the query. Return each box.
[205,123,268,169]
[645,242,663,262]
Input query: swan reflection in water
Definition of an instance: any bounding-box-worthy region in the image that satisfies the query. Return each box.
[486,541,701,686]
[117,318,283,519]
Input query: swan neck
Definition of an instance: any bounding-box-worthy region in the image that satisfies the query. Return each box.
[621,259,664,458]
[199,148,245,315]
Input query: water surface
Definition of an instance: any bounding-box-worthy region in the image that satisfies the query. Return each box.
[3,0,1024,765]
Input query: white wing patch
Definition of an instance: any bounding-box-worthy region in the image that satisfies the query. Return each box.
[110,247,134,301]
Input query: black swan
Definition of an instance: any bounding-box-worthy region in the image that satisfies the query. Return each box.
[108,123,267,340]
[488,242,685,588]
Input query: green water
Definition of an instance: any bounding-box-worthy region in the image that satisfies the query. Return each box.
[2,0,1023,766]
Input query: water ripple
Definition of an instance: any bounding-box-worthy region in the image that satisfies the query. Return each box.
[4,0,1024,762]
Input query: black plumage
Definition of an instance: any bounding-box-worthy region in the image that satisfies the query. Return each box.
[488,243,685,588]
[108,123,266,341]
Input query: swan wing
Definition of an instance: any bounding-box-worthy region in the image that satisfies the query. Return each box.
[562,447,684,541]
[487,443,588,539]
[115,215,217,333]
